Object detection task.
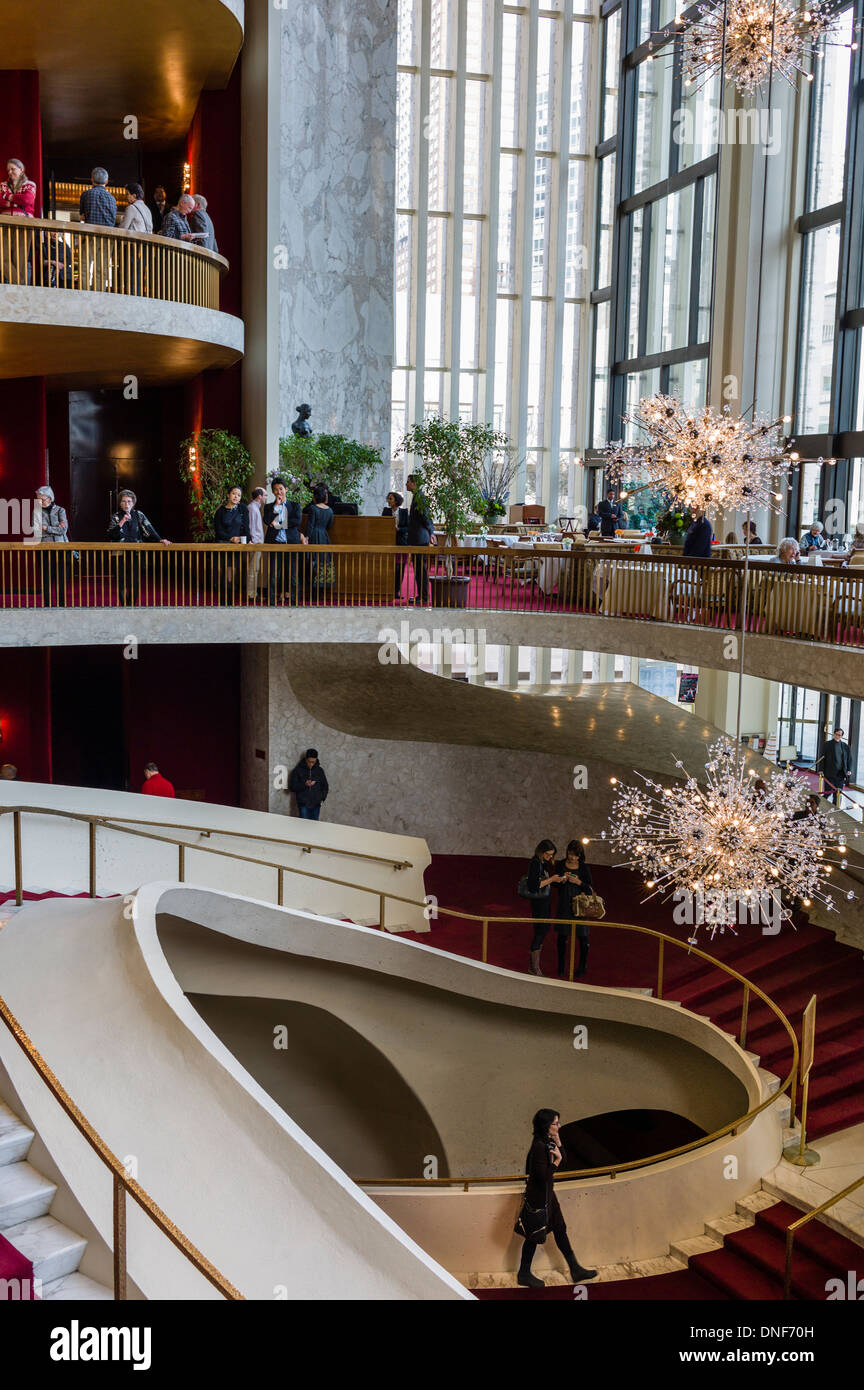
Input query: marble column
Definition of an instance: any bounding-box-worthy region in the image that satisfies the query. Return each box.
[277,0,396,508]
[498,644,520,691]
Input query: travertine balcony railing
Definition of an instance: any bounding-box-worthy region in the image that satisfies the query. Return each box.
[1,542,864,651]
[0,214,227,309]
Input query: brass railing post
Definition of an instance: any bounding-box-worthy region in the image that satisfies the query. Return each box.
[113,1173,127,1301]
[481,918,488,963]
[178,843,185,882]
[569,922,577,980]
[89,822,97,898]
[13,809,23,906]
[783,1228,794,1300]
[656,936,664,999]
[278,867,284,906]
[739,983,750,1048]
[379,893,386,931]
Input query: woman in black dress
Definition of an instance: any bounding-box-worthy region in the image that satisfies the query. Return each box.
[517,1109,596,1289]
[303,483,335,596]
[213,485,251,605]
[554,839,592,979]
[526,840,563,976]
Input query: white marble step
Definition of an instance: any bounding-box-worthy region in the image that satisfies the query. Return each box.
[41,1271,113,1301]
[736,1189,780,1217]
[704,1212,755,1242]
[0,1102,33,1167]
[1,1214,87,1284]
[669,1232,723,1261]
[0,1161,56,1226]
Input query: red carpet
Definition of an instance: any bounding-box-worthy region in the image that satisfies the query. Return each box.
[409,856,864,1139]
[0,1232,37,1300]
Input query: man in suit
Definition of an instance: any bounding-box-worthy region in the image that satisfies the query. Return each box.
[262,478,306,604]
[683,508,713,558]
[405,473,435,604]
[597,487,625,538]
[822,728,853,807]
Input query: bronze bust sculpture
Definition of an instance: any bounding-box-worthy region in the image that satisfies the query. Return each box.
[292,403,312,438]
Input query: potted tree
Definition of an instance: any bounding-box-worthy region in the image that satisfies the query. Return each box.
[397,417,510,606]
[179,428,255,540]
[654,504,694,548]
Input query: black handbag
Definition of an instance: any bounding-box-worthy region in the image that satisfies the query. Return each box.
[517,875,550,901]
[514,1150,549,1242]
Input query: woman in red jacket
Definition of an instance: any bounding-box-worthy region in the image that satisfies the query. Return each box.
[0,158,37,283]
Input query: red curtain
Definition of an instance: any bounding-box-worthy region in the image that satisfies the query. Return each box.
[0,70,43,214]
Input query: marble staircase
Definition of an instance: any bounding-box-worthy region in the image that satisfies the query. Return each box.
[0,1100,112,1299]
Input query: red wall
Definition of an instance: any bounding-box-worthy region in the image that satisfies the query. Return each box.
[186,64,241,318]
[0,71,43,214]
[0,650,52,781]
[0,378,48,530]
[123,645,241,805]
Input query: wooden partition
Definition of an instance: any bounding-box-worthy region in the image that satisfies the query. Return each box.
[327,516,398,600]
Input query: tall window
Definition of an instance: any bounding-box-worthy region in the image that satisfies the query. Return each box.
[587,0,718,490]
[792,2,864,540]
[393,0,596,517]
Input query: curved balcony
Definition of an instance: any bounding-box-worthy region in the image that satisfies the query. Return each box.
[0,543,862,695]
[0,216,243,386]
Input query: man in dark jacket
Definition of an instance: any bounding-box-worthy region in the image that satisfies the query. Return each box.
[406,473,435,603]
[290,749,329,820]
[822,728,853,807]
[188,195,219,253]
[597,488,625,538]
[262,478,306,604]
[683,509,713,558]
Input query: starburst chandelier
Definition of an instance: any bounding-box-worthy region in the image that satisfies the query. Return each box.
[603,394,815,519]
[677,0,849,96]
[607,739,853,939]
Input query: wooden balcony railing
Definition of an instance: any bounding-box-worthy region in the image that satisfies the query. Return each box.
[1,542,864,650]
[0,214,228,309]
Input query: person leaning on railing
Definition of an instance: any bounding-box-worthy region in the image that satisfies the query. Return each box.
[107,489,170,606]
[33,485,71,608]
[160,194,196,242]
[0,157,36,282]
[119,184,152,295]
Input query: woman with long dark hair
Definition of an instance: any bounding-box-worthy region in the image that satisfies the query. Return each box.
[516,1109,596,1289]
[525,840,562,976]
[554,839,592,980]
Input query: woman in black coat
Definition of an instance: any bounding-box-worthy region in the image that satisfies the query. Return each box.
[517,1109,596,1289]
[554,839,592,979]
[526,840,563,976]
[213,485,251,605]
[383,490,410,598]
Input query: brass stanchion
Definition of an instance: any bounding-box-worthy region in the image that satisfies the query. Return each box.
[784,994,820,1167]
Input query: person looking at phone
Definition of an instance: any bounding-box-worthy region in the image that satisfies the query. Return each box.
[554,840,592,979]
[516,1109,596,1289]
[526,840,564,976]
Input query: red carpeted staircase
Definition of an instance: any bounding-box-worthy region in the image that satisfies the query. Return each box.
[0,1230,36,1300]
[414,856,864,1140]
[473,1200,864,1300]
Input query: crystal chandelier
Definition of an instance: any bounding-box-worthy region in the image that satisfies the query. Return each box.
[607,739,853,939]
[603,394,815,519]
[678,0,848,96]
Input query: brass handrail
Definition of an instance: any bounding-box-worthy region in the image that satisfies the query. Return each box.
[0,804,413,873]
[783,1173,864,1299]
[2,805,800,1195]
[0,992,243,1300]
[0,213,227,310]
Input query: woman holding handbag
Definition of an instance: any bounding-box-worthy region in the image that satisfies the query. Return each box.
[554,840,596,980]
[521,840,563,976]
[516,1109,596,1289]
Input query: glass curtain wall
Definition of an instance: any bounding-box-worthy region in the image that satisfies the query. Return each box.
[587,0,719,489]
[393,0,596,518]
[791,1,864,540]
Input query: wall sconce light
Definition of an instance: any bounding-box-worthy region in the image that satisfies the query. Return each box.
[188,444,198,474]
[182,162,191,193]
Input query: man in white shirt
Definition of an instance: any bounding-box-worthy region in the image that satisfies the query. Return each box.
[247,486,265,599]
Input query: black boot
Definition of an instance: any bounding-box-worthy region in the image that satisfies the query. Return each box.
[517,1246,545,1288]
[575,938,589,978]
[568,1260,598,1282]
